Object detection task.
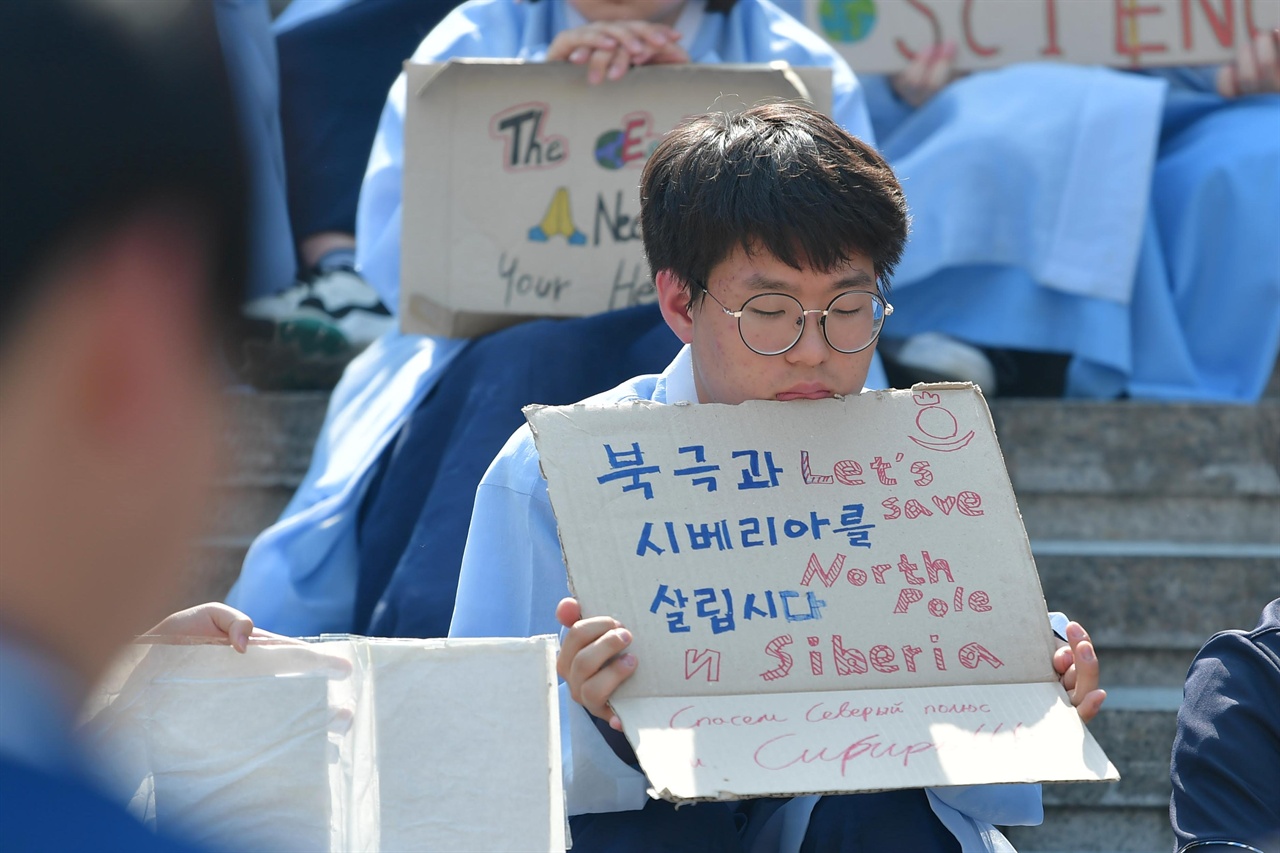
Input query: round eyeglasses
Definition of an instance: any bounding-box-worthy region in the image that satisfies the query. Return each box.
[701,287,893,356]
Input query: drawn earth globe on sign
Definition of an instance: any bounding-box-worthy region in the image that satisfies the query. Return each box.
[819,0,877,43]
[595,129,626,170]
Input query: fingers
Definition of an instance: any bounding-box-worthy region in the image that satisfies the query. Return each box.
[1055,621,1103,723]
[1220,30,1280,97]
[547,22,682,84]
[556,607,637,729]
[1235,30,1262,94]
[1254,29,1280,93]
[922,41,957,96]
[226,617,254,653]
[1074,688,1107,725]
[890,40,958,107]
[547,29,618,63]
[647,41,692,67]
[556,597,583,630]
[587,45,622,85]
[1216,62,1238,98]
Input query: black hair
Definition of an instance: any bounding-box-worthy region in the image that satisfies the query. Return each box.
[639,102,908,305]
[0,0,248,349]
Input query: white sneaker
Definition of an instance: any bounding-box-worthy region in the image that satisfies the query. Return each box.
[884,333,998,395]
[235,266,394,389]
[242,266,394,349]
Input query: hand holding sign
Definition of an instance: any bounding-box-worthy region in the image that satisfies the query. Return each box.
[890,40,961,107]
[556,596,637,731]
[1217,28,1280,97]
[1054,621,1106,724]
[548,20,689,85]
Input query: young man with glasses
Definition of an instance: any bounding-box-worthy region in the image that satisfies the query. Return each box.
[449,102,1104,851]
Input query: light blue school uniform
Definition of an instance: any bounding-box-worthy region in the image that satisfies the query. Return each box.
[451,345,1048,852]
[227,0,890,635]
[859,64,1280,402]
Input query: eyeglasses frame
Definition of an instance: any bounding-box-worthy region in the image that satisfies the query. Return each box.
[699,285,893,356]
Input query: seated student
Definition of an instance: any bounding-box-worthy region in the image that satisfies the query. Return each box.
[227,0,892,638]
[449,102,1106,851]
[0,1,253,847]
[849,31,1280,401]
[1169,598,1280,852]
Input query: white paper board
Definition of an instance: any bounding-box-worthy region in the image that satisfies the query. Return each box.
[795,0,1280,72]
[401,60,832,337]
[79,636,564,852]
[527,384,1118,801]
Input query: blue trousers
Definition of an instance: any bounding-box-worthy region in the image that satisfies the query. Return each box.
[354,304,683,636]
[567,791,961,852]
[276,0,458,242]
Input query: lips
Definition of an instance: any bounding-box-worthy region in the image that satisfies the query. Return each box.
[776,385,833,401]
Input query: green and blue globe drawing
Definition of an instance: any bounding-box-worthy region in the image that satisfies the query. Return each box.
[595,129,626,170]
[819,0,877,44]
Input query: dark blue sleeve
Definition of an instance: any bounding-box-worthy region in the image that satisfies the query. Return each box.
[1170,622,1280,851]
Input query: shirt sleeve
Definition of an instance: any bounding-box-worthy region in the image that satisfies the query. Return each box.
[449,426,650,816]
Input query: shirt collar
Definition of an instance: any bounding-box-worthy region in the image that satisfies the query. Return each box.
[656,344,697,404]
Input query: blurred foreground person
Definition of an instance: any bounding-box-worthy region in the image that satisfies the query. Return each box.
[0,1,248,848]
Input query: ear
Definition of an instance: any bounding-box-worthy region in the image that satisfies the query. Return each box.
[655,269,694,344]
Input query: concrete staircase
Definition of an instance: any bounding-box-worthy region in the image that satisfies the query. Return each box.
[993,395,1280,852]
[199,375,1280,853]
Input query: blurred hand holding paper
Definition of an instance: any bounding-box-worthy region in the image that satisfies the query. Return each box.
[79,636,563,852]
[526,384,1118,802]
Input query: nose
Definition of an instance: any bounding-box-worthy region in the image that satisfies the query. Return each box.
[784,309,829,367]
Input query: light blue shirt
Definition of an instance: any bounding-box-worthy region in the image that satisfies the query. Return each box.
[450,346,1043,852]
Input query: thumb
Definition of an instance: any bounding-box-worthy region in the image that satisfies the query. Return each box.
[556,597,583,630]
[206,604,255,653]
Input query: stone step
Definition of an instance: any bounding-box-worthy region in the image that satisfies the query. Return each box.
[219,392,1279,493]
[1005,689,1181,851]
[1004,806,1173,853]
[183,540,250,608]
[1036,545,1279,685]
[1019,493,1279,543]
[218,389,327,483]
[206,485,295,540]
[992,400,1279,496]
[1042,688,1181,808]
[210,392,1280,549]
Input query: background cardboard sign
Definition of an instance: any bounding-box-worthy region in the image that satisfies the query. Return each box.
[401,60,832,337]
[528,385,1118,801]
[795,0,1280,72]
[80,636,564,852]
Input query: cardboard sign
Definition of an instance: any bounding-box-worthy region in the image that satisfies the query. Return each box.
[80,636,564,852]
[527,385,1118,801]
[401,60,832,337]
[794,0,1280,72]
